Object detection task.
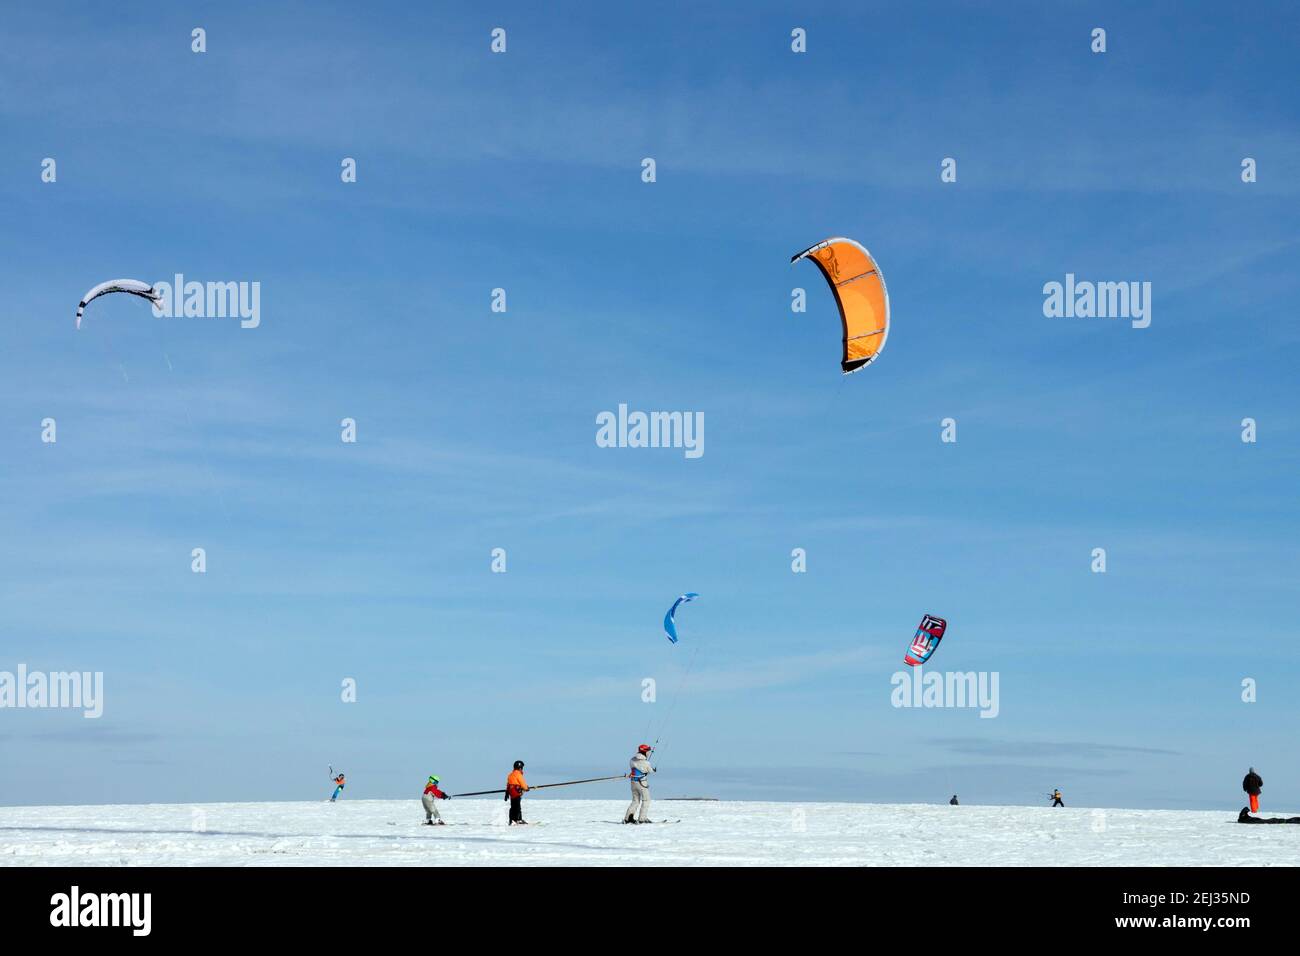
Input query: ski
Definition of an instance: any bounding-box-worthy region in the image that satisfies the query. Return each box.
[596,819,682,825]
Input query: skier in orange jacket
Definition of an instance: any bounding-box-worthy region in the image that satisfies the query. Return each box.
[506,760,530,825]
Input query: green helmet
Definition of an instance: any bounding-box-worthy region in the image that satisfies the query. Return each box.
[429,775,439,784]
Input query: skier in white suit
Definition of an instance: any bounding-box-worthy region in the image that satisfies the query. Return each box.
[624,744,655,824]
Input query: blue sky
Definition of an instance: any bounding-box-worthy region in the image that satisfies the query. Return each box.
[1,1,1298,810]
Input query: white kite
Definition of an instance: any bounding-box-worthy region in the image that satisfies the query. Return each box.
[75,279,162,329]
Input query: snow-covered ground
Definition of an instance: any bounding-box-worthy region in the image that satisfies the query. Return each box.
[0,799,1295,866]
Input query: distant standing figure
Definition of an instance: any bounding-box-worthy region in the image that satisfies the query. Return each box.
[949,795,959,806]
[506,760,529,825]
[1243,767,1263,814]
[624,744,655,824]
[330,773,346,802]
[423,775,449,825]
[1050,789,1064,807]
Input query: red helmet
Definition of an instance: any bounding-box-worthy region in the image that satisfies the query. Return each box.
[638,744,652,754]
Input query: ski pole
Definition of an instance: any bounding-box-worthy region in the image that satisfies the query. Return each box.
[530,774,629,791]
[451,774,628,798]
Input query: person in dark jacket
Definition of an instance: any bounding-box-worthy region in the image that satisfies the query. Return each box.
[1050,789,1064,807]
[1242,768,1263,814]
[949,795,959,806]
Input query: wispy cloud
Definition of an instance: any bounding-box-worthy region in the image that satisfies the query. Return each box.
[543,646,887,701]
[1,728,162,746]
[930,737,1182,760]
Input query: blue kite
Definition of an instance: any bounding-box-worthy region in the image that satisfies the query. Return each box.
[663,592,699,643]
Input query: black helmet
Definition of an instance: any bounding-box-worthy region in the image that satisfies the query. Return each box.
[513,760,525,770]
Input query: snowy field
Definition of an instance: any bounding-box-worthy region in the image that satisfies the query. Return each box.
[1,799,1296,866]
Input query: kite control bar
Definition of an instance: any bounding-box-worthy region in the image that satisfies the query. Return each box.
[451,774,629,798]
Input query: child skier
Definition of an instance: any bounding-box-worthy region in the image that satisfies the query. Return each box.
[506,760,529,825]
[422,775,450,825]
